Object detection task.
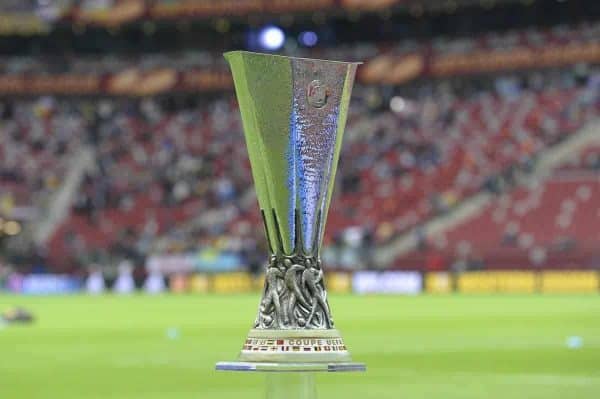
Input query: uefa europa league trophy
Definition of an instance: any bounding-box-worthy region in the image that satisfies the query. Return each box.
[217,51,365,389]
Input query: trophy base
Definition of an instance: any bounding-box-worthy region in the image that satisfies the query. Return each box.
[237,328,352,363]
[215,361,366,372]
[216,329,366,373]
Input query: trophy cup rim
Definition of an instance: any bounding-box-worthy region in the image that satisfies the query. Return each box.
[223,50,363,66]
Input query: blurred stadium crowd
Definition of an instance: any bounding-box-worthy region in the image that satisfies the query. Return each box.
[0,0,599,291]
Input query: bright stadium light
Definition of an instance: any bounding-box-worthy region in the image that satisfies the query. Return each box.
[299,31,318,47]
[390,96,406,113]
[259,26,285,51]
[3,220,21,236]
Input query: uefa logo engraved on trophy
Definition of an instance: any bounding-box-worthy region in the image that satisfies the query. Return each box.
[307,80,328,108]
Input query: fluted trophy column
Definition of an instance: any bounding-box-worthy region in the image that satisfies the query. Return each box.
[220,51,363,368]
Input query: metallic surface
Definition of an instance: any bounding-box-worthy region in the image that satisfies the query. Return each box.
[224,51,357,258]
[224,51,358,332]
[221,51,363,368]
[256,253,332,329]
[216,362,366,372]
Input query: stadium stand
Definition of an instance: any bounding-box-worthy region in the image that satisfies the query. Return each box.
[0,4,598,278]
[408,172,599,269]
[0,98,85,210]
[1,64,597,273]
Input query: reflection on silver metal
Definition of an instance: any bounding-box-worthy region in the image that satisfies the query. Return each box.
[257,252,332,329]
[222,51,363,367]
[215,361,366,373]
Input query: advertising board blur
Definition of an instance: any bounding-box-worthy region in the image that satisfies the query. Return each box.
[169,274,188,294]
[541,271,599,293]
[457,271,536,294]
[189,274,210,293]
[212,273,253,294]
[430,42,600,77]
[147,249,244,274]
[0,14,50,35]
[352,271,422,294]
[7,274,81,295]
[326,272,352,294]
[426,272,453,294]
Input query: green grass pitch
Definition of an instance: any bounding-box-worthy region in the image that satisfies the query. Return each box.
[1,294,599,398]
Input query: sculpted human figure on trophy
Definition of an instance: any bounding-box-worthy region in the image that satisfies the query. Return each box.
[256,254,333,330]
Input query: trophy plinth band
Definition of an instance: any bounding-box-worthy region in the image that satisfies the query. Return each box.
[238,329,350,363]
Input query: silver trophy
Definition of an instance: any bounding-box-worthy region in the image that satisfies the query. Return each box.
[217,51,364,375]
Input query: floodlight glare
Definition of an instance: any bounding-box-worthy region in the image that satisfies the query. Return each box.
[299,31,318,47]
[259,26,285,51]
[390,96,406,113]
